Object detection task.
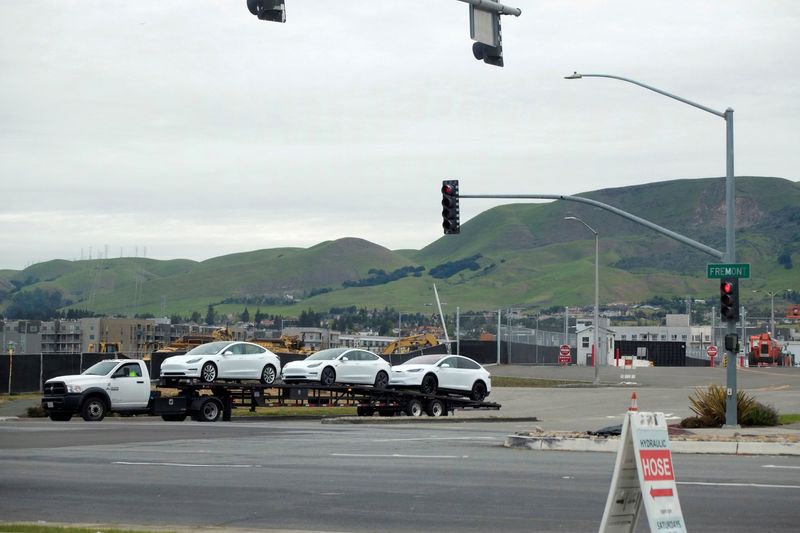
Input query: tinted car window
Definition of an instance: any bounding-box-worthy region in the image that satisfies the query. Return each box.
[186,341,230,355]
[224,343,246,355]
[307,348,347,361]
[344,351,360,361]
[360,351,378,361]
[457,357,481,370]
[244,344,265,355]
[439,357,458,368]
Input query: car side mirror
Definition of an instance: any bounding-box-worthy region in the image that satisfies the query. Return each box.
[224,351,234,355]
[441,363,450,368]
[341,357,349,362]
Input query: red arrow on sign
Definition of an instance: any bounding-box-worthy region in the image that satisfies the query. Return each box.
[650,487,674,499]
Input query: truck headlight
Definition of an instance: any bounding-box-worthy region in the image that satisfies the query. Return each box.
[66,384,82,393]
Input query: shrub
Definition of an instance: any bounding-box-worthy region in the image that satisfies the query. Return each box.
[26,405,47,418]
[686,384,758,427]
[740,402,779,427]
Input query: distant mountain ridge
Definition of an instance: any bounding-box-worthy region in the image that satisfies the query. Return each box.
[1,176,798,317]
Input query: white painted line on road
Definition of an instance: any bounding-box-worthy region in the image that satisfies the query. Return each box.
[331,453,468,459]
[678,481,800,490]
[763,464,800,470]
[370,436,497,442]
[113,461,261,468]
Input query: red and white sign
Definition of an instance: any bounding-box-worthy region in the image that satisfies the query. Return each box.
[558,345,571,365]
[600,410,686,533]
[706,345,718,358]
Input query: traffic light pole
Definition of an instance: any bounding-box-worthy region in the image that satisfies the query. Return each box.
[723,108,738,428]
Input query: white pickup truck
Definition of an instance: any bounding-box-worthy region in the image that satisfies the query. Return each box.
[41,359,154,421]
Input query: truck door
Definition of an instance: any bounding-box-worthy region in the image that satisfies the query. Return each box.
[109,363,148,408]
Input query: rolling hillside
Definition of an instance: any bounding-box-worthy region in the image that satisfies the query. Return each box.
[1,176,798,318]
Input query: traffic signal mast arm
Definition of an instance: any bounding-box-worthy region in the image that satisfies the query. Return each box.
[458,192,724,259]
[457,0,522,17]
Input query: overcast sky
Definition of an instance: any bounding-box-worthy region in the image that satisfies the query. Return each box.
[1,1,798,270]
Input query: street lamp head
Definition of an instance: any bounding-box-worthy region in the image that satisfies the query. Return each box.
[564,71,583,80]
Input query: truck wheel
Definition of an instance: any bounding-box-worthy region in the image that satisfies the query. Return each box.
[405,399,423,417]
[320,367,336,386]
[260,364,277,385]
[200,362,218,383]
[420,374,438,395]
[49,412,72,422]
[81,397,107,422]
[470,381,488,402]
[425,398,444,417]
[373,371,389,389]
[195,398,222,422]
[161,414,188,422]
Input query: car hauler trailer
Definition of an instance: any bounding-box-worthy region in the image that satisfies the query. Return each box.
[154,381,501,422]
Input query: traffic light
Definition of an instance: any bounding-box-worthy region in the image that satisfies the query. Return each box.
[247,0,286,23]
[472,42,503,67]
[720,278,740,322]
[724,334,740,352]
[441,180,460,235]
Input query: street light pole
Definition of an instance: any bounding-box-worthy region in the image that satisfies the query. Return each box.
[564,216,600,385]
[566,72,737,424]
[753,289,786,337]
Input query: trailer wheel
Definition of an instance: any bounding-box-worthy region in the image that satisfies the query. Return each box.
[373,370,389,389]
[200,362,218,383]
[161,414,188,422]
[425,398,444,417]
[194,398,222,422]
[420,374,438,395]
[48,412,72,422]
[405,399,423,417]
[320,367,336,386]
[470,380,488,402]
[260,364,277,384]
[81,397,107,422]
[357,405,375,417]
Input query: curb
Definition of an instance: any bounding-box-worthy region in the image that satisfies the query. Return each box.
[504,434,800,456]
[323,416,540,425]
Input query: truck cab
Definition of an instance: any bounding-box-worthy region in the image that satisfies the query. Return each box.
[42,359,152,422]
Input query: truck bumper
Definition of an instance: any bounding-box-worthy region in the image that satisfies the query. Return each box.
[41,394,82,413]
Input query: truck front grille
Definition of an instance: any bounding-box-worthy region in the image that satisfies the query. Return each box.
[44,382,66,395]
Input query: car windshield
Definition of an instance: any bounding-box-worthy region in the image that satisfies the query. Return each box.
[185,342,231,355]
[82,361,121,376]
[306,348,348,361]
[403,355,445,366]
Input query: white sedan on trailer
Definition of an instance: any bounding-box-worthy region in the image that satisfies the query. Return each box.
[280,347,391,387]
[389,354,492,401]
[160,341,281,384]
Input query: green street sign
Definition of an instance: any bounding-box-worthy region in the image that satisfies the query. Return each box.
[707,263,750,279]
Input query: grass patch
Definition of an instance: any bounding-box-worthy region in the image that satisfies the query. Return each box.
[232,406,357,417]
[0,393,41,406]
[0,524,174,533]
[779,413,800,425]
[492,376,585,387]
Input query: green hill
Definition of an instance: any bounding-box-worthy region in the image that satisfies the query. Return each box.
[1,177,798,318]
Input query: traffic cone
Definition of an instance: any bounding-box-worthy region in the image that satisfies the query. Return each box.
[629,391,638,412]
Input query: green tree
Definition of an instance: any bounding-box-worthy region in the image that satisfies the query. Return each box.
[241,307,251,323]
[205,304,216,326]
[190,311,202,323]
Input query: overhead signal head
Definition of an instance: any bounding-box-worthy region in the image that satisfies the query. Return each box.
[441,180,460,235]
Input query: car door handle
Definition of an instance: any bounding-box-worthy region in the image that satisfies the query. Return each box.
[136,380,144,384]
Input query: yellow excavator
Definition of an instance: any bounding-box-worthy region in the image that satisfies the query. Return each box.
[382,333,441,356]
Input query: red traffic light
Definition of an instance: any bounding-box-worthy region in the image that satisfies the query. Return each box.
[721,281,733,294]
[441,184,455,195]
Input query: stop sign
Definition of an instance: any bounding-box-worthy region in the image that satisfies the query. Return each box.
[707,345,718,358]
[559,344,571,356]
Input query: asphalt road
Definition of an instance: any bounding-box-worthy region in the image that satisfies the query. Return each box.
[1,419,799,532]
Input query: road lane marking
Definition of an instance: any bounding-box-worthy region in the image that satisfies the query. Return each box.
[331,453,468,459]
[763,464,800,470]
[678,481,800,490]
[113,461,260,468]
[370,436,497,442]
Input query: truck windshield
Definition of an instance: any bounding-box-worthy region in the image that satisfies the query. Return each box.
[83,361,121,376]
